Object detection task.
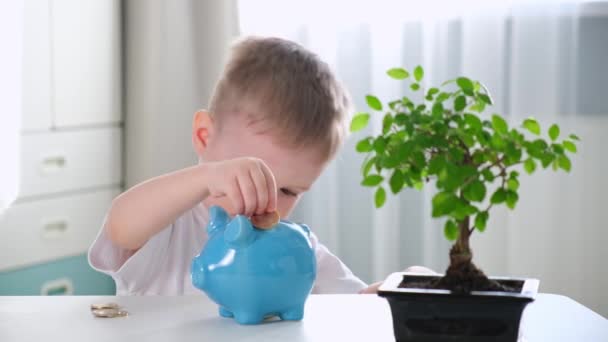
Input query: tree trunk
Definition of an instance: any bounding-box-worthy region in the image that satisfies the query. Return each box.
[431,216,507,293]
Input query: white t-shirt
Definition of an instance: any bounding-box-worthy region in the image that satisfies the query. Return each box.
[88,204,367,295]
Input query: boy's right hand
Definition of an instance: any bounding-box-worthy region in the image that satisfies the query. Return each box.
[202,157,278,217]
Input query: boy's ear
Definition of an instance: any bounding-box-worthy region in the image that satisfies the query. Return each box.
[192,110,214,156]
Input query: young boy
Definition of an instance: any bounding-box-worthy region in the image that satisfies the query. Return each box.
[89,36,431,296]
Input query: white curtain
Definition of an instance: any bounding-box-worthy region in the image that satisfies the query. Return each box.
[239,0,608,316]
[124,0,239,186]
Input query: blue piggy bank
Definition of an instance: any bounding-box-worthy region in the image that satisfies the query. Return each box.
[191,206,317,324]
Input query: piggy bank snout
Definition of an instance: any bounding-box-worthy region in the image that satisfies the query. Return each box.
[191,258,206,290]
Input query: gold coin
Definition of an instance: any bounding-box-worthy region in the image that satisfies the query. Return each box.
[92,308,129,318]
[90,303,120,310]
[251,211,280,229]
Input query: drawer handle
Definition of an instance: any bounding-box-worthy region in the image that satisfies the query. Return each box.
[42,219,69,239]
[40,278,74,295]
[40,155,67,173]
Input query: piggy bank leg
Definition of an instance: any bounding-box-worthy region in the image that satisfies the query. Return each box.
[279,306,304,321]
[233,311,265,325]
[218,307,234,318]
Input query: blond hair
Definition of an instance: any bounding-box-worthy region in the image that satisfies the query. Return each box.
[209,36,352,160]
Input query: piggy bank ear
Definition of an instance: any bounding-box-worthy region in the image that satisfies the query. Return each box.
[224,215,256,248]
[207,206,229,235]
[300,223,311,234]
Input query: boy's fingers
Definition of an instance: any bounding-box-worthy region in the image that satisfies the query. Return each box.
[358,281,382,294]
[250,165,268,215]
[228,177,245,216]
[238,172,257,217]
[259,162,277,212]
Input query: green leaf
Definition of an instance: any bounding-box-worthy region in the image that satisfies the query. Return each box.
[427,87,440,96]
[356,138,373,152]
[362,156,376,177]
[373,137,387,154]
[432,102,444,118]
[454,96,467,112]
[436,92,450,102]
[491,114,509,135]
[362,174,384,187]
[463,179,486,202]
[490,133,506,149]
[549,124,560,141]
[563,140,577,153]
[410,83,420,91]
[366,95,382,111]
[451,203,479,221]
[552,143,564,155]
[464,113,482,132]
[469,99,486,113]
[428,156,447,175]
[375,186,386,208]
[432,191,458,217]
[414,65,424,82]
[444,220,459,241]
[396,141,414,161]
[380,155,400,168]
[507,178,520,191]
[387,68,409,80]
[490,188,507,204]
[482,169,495,182]
[350,113,370,132]
[382,114,393,135]
[523,118,541,135]
[475,212,489,232]
[479,93,493,105]
[541,153,555,168]
[569,134,581,141]
[441,79,456,86]
[389,170,404,194]
[456,77,475,95]
[506,190,519,209]
[558,154,572,172]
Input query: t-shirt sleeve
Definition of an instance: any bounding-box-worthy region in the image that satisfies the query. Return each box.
[87,216,172,295]
[310,232,368,294]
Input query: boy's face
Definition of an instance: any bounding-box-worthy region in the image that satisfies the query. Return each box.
[193,111,328,218]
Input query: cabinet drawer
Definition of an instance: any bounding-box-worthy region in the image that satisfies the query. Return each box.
[52,0,121,127]
[0,254,115,295]
[0,189,119,271]
[19,128,122,198]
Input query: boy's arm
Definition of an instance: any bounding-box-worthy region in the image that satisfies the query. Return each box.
[106,158,277,250]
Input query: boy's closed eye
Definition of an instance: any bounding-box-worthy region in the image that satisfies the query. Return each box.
[280,188,299,197]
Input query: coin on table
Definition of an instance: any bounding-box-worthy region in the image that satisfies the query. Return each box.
[92,308,129,318]
[251,211,280,229]
[90,303,120,310]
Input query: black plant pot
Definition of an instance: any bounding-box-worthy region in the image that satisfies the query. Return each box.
[378,272,539,342]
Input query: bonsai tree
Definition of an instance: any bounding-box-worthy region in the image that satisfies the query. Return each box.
[350,66,579,293]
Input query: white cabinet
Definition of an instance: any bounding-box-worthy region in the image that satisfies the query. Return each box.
[21,0,121,131]
[52,0,121,127]
[21,0,52,131]
[0,0,123,287]
[0,189,119,271]
[19,128,122,198]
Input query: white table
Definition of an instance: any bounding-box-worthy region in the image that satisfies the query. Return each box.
[0,294,606,341]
